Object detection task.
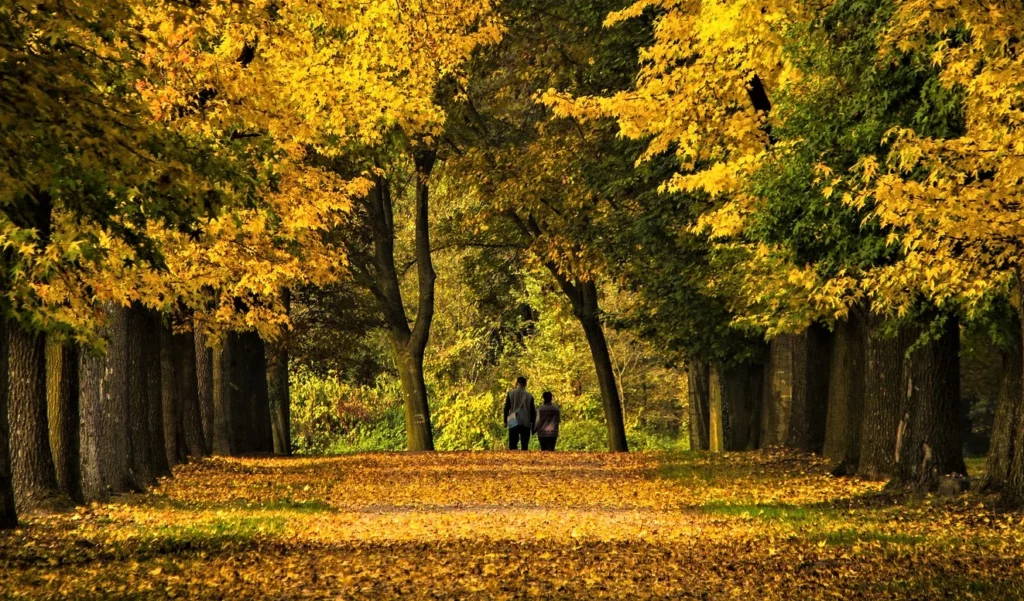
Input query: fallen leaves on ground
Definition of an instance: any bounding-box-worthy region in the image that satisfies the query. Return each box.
[1,450,1023,599]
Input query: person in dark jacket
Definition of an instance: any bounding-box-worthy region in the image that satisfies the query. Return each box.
[534,391,561,451]
[503,376,536,450]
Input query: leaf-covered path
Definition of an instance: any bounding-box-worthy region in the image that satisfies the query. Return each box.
[2,451,1023,599]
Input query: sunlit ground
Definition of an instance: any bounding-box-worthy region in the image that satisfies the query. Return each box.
[1,451,1022,599]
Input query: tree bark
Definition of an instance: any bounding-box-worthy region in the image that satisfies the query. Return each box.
[761,334,796,447]
[46,341,81,502]
[267,292,292,456]
[141,311,170,479]
[78,345,106,502]
[858,312,911,480]
[1001,299,1024,506]
[686,361,710,451]
[708,365,726,452]
[579,308,629,452]
[160,322,187,467]
[0,318,16,528]
[891,314,966,490]
[362,152,437,451]
[824,310,867,474]
[211,337,235,455]
[9,323,59,508]
[225,331,274,454]
[988,313,1022,491]
[100,305,139,493]
[175,330,207,458]
[125,304,154,490]
[194,328,215,453]
[788,325,831,453]
[709,362,763,452]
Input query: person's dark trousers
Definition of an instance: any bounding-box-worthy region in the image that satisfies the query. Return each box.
[539,437,557,451]
[508,426,531,450]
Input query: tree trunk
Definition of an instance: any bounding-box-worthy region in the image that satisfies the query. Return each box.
[709,362,763,452]
[761,334,796,447]
[728,362,763,450]
[988,313,1022,491]
[126,304,154,490]
[175,331,207,458]
[78,345,106,502]
[194,328,215,453]
[226,331,274,454]
[824,310,867,475]
[788,325,831,453]
[160,323,187,467]
[141,311,171,479]
[395,347,433,453]
[708,365,726,452]
[891,315,966,490]
[579,310,629,452]
[362,152,438,451]
[9,323,59,508]
[99,305,139,493]
[211,338,235,456]
[686,361,710,451]
[858,313,911,480]
[268,289,292,456]
[46,342,81,502]
[0,318,16,528]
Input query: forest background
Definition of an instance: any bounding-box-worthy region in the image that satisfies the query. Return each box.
[4,0,1024,533]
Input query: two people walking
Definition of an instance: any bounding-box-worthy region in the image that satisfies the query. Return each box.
[503,376,560,451]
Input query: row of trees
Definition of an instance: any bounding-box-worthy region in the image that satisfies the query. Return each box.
[0,0,503,528]
[6,0,1024,529]
[533,0,1024,507]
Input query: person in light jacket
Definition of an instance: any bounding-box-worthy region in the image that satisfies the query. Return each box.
[503,376,536,450]
[534,391,561,451]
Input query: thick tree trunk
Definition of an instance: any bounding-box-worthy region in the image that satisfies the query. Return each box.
[858,313,911,480]
[100,305,139,493]
[824,311,867,475]
[78,346,106,502]
[141,311,170,479]
[194,329,215,453]
[761,334,796,447]
[211,338,235,456]
[9,323,59,508]
[126,304,153,490]
[988,313,1022,491]
[709,362,763,452]
[728,362,763,450]
[268,291,292,456]
[225,331,274,454]
[1001,306,1024,506]
[0,318,16,528]
[686,361,710,451]
[788,325,831,452]
[175,331,207,458]
[891,315,966,490]
[160,323,187,467]
[46,342,81,502]
[579,311,629,452]
[999,285,1024,507]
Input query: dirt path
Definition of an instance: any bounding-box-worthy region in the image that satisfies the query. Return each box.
[1,451,1023,599]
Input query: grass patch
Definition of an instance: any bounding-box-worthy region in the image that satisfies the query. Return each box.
[657,452,759,484]
[810,528,924,547]
[139,516,287,553]
[965,456,987,480]
[699,501,816,522]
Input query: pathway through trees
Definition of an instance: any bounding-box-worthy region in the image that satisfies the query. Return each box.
[1,452,1022,599]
